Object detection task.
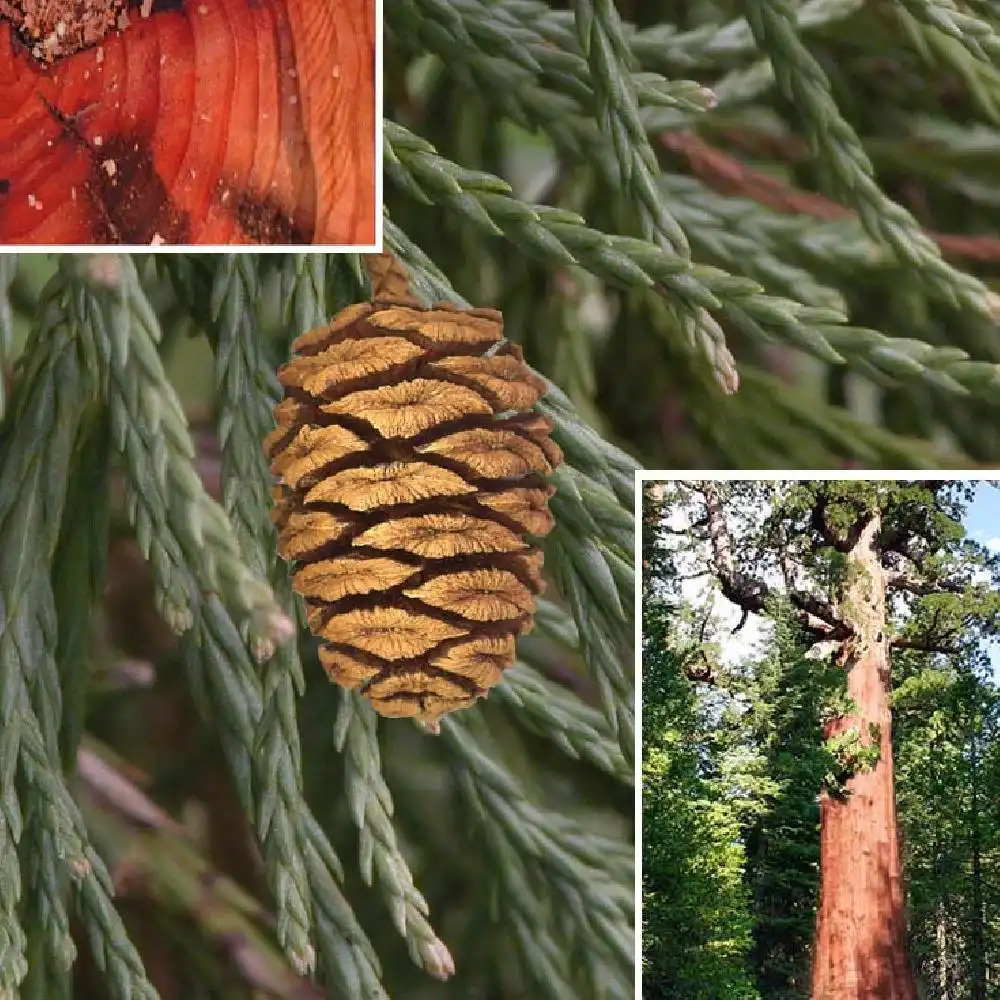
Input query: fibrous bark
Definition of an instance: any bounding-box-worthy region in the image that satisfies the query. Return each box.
[0,0,375,245]
[811,512,918,1000]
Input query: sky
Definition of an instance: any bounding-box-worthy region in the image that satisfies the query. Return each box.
[672,481,1000,682]
[961,481,1000,680]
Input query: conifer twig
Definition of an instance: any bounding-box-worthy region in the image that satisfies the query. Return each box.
[494,665,632,783]
[1,303,91,996]
[209,256,313,970]
[333,693,454,979]
[271,254,333,343]
[0,254,14,419]
[574,0,690,254]
[742,0,998,317]
[441,716,633,1000]
[382,123,838,379]
[0,281,159,1000]
[628,0,865,71]
[52,414,111,772]
[73,256,386,996]
[897,0,1000,64]
[545,522,634,764]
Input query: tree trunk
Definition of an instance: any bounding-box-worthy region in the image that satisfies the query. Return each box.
[811,513,919,1000]
[969,730,986,1000]
[936,901,948,998]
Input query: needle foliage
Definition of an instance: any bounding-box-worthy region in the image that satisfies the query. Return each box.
[384,0,1000,468]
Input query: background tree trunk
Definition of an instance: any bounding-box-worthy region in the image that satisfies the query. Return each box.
[811,513,919,1000]
[969,730,987,1000]
[936,901,948,998]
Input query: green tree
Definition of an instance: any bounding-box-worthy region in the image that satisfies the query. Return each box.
[0,253,633,999]
[641,486,758,1000]
[740,611,837,999]
[894,649,1000,998]
[662,480,1000,1000]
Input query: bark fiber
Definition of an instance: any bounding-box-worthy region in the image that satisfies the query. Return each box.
[811,513,918,1000]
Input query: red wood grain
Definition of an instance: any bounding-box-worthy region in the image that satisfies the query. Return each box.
[0,0,375,245]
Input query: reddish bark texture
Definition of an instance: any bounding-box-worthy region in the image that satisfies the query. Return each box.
[811,514,918,1000]
[0,0,376,245]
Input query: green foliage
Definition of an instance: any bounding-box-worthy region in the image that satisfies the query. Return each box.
[0,253,633,1000]
[384,0,1000,468]
[641,601,759,1000]
[894,654,1000,996]
[821,723,882,796]
[741,612,832,999]
[643,487,758,997]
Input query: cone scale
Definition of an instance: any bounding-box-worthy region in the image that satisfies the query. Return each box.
[265,291,561,725]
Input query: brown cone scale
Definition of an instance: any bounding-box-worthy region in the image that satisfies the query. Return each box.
[266,300,561,725]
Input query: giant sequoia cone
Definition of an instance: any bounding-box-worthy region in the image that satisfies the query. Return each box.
[265,296,561,724]
[0,0,374,245]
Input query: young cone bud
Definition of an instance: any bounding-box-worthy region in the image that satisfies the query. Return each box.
[266,298,561,725]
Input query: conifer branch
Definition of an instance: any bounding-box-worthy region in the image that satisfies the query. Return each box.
[0,279,158,1000]
[545,523,634,764]
[333,693,454,979]
[209,256,314,969]
[51,414,111,772]
[396,5,1000,393]
[384,123,917,386]
[897,0,1000,64]
[574,0,690,254]
[494,665,633,783]
[20,817,74,1000]
[70,256,385,994]
[0,303,91,996]
[0,254,13,419]
[388,18,1000,396]
[441,716,633,1000]
[393,0,715,132]
[269,254,335,344]
[742,0,997,317]
[629,0,866,71]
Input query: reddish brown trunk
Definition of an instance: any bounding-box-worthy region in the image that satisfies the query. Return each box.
[811,514,918,1000]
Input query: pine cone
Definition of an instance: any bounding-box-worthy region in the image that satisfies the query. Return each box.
[265,299,561,725]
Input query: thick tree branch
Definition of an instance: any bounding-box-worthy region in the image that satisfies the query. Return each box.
[810,492,874,553]
[810,496,849,551]
[886,568,965,596]
[889,637,960,655]
[694,482,855,640]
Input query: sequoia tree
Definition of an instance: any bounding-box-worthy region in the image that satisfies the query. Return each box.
[674,480,1000,1000]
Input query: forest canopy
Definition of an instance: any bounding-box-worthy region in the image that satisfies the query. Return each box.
[642,479,1000,1000]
